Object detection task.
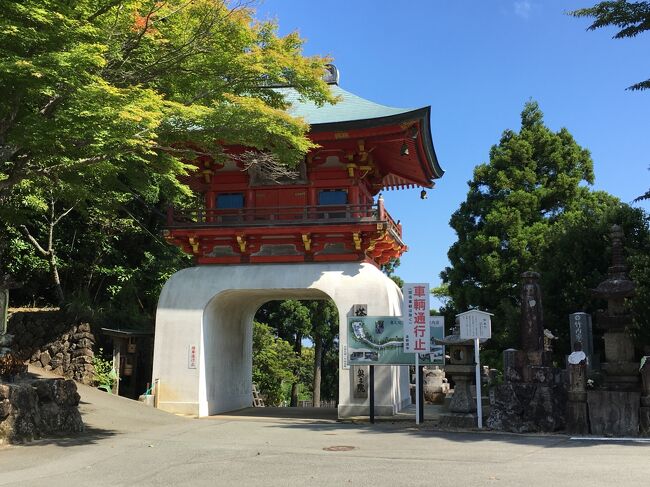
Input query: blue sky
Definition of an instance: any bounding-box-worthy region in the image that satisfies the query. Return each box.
[257,0,650,300]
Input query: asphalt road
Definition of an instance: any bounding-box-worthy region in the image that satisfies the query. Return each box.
[1,380,649,487]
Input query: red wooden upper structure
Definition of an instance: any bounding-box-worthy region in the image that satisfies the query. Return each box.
[164,66,443,266]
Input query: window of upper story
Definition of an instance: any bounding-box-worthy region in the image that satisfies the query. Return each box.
[318,189,347,205]
[216,193,244,209]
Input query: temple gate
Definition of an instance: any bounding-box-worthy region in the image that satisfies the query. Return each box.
[152,66,444,417]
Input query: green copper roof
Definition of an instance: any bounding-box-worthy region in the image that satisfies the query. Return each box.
[276,85,418,126]
[273,66,444,180]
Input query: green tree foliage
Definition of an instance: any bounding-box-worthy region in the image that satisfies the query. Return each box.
[252,321,296,406]
[0,1,334,317]
[307,300,338,406]
[264,299,311,406]
[0,0,333,201]
[441,101,650,355]
[0,188,191,325]
[538,195,650,353]
[570,1,650,91]
[381,257,404,288]
[255,299,339,405]
[92,348,118,393]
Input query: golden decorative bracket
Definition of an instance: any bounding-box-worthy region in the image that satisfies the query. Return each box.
[302,234,312,252]
[236,235,247,253]
[188,237,200,254]
[353,232,362,251]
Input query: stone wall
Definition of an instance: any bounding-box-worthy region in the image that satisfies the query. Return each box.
[7,309,96,384]
[0,378,84,444]
[487,376,567,433]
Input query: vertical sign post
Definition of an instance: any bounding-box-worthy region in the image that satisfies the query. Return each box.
[369,365,375,424]
[403,283,430,425]
[415,351,420,423]
[474,337,482,429]
[418,356,424,422]
[458,310,493,429]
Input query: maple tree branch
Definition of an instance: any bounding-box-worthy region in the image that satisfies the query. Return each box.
[19,225,49,257]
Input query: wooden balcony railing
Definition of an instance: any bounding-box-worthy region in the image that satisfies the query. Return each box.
[167,201,403,239]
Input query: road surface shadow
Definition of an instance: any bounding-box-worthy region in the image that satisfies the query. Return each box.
[4,425,117,448]
[256,419,650,448]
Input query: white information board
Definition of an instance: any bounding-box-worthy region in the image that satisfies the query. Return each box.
[458,310,493,339]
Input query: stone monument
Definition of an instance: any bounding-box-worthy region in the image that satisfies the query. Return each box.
[487,271,565,433]
[569,313,595,370]
[566,342,589,434]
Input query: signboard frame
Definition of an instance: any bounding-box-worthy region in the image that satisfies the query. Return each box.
[347,315,444,366]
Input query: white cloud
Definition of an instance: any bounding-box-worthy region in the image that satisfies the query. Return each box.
[513,0,532,19]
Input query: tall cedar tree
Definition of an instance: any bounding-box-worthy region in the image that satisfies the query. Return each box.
[441,101,594,351]
[441,101,650,359]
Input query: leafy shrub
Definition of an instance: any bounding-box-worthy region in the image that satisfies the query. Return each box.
[92,348,118,393]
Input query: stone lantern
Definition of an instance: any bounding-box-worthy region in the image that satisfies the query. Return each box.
[436,329,480,414]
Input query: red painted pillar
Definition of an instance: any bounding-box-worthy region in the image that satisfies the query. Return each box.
[349,186,359,218]
[205,191,214,223]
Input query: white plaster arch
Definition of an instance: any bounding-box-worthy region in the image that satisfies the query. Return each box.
[152,262,410,417]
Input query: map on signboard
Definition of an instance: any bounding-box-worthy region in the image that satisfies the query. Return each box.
[347,316,444,366]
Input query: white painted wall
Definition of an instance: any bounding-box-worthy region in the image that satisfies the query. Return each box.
[152,262,409,417]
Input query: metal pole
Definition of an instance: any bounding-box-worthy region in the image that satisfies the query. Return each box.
[474,338,483,429]
[418,364,424,424]
[415,355,420,424]
[415,354,420,424]
[369,365,375,424]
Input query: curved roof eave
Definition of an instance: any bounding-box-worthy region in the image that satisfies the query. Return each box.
[310,107,444,181]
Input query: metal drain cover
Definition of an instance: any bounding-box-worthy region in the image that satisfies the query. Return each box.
[323,445,356,452]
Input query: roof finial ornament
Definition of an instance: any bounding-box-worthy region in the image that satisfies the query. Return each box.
[323,64,339,85]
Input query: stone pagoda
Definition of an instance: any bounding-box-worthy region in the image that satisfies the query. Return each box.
[586,225,643,436]
[592,225,638,391]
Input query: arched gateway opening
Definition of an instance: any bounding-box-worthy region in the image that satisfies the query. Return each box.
[152,262,410,418]
[203,289,331,415]
[252,298,339,411]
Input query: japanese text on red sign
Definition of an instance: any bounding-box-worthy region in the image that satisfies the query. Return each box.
[403,283,430,353]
